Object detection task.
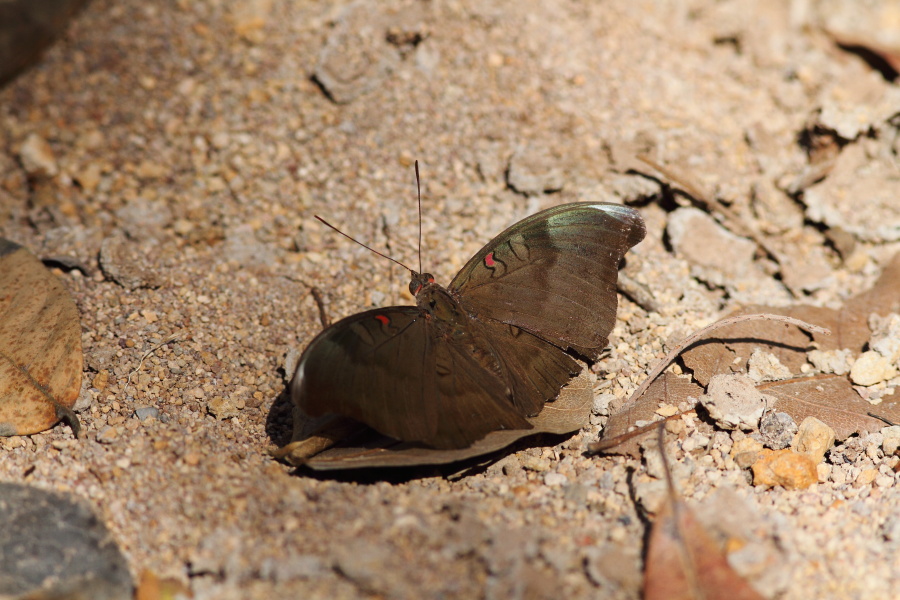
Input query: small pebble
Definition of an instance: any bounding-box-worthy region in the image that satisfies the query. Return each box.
[807,348,853,375]
[506,145,564,195]
[92,370,110,391]
[521,456,552,472]
[882,425,900,456]
[876,475,895,488]
[96,427,119,444]
[700,374,770,431]
[134,406,159,422]
[544,472,568,487]
[791,417,835,464]
[752,449,818,490]
[19,133,58,177]
[655,403,678,417]
[759,412,798,450]
[592,393,616,416]
[731,437,764,469]
[747,349,792,382]
[850,351,898,386]
[854,468,879,488]
[207,397,240,420]
[666,207,757,287]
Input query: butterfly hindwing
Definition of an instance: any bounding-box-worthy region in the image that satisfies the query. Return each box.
[478,320,582,416]
[450,203,646,359]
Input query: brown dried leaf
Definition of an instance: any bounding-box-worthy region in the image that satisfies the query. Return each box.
[760,375,900,441]
[683,253,900,385]
[0,239,82,436]
[597,373,702,458]
[644,494,765,600]
[291,373,593,470]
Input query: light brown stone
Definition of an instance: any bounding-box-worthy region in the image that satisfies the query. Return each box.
[730,437,764,468]
[752,449,818,490]
[791,417,836,464]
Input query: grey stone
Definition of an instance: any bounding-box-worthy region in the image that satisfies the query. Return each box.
[0,482,132,599]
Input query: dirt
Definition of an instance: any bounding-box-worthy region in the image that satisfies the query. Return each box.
[2,0,900,598]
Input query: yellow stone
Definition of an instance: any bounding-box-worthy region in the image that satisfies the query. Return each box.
[752,449,818,490]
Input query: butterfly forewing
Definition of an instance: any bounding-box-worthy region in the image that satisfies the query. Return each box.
[450,203,646,359]
[294,307,438,443]
[294,305,536,448]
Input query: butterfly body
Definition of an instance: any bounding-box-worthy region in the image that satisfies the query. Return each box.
[293,202,646,449]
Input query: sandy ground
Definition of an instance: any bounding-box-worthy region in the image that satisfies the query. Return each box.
[2,0,900,598]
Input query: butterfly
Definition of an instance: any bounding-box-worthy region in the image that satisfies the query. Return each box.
[292,201,645,449]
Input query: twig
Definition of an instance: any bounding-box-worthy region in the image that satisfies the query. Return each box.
[279,275,331,328]
[617,272,661,314]
[309,286,330,328]
[868,412,898,427]
[123,330,186,395]
[588,410,692,455]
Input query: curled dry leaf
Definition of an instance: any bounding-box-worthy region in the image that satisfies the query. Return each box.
[644,492,766,600]
[0,239,82,436]
[277,373,592,470]
[644,427,765,600]
[683,252,900,386]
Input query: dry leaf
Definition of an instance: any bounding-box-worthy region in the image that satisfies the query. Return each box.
[597,373,702,458]
[0,239,82,436]
[683,253,900,385]
[760,375,900,441]
[283,373,593,470]
[644,494,766,600]
[644,428,765,600]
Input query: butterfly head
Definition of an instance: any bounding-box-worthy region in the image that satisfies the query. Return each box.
[409,271,436,296]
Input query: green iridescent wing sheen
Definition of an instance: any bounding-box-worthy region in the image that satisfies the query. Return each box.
[450,202,646,359]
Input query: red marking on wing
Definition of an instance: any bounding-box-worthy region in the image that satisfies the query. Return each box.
[484,252,496,267]
[426,275,434,283]
[374,314,390,326]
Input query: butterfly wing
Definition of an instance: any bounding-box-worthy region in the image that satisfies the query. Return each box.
[478,320,582,416]
[450,202,645,359]
[293,306,533,449]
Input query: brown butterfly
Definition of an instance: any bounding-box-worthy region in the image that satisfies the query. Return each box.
[293,193,645,449]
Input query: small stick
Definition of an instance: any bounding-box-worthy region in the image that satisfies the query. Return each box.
[587,313,829,454]
[868,412,898,427]
[309,286,330,328]
[617,272,661,314]
[124,330,186,395]
[588,410,692,455]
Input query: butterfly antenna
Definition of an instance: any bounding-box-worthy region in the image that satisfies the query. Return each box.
[415,160,423,275]
[315,216,415,274]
